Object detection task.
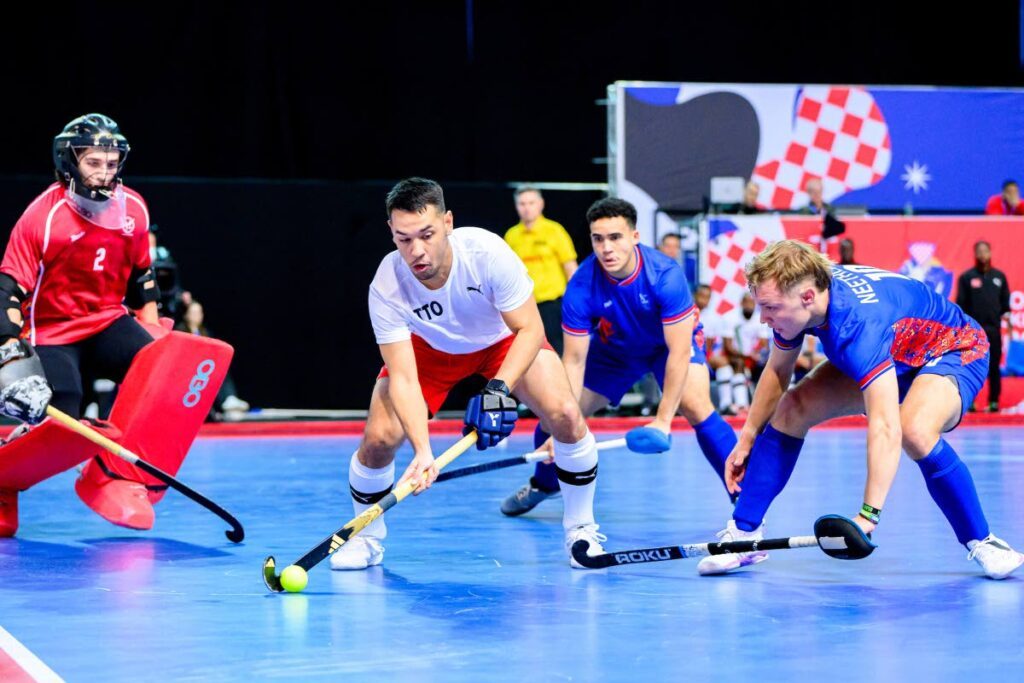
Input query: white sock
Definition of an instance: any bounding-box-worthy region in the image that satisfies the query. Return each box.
[716,365,734,408]
[553,430,598,530]
[731,374,749,408]
[348,451,394,540]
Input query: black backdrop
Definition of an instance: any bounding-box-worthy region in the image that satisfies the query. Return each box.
[8,3,1023,182]
[4,2,1022,408]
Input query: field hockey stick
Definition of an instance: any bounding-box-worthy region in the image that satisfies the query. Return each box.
[436,437,627,482]
[570,515,875,569]
[263,431,478,592]
[47,406,245,543]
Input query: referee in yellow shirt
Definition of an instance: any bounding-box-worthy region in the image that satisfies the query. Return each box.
[504,186,578,354]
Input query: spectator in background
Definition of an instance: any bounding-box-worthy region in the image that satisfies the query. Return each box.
[175,300,250,419]
[504,186,578,354]
[148,225,170,263]
[839,238,857,265]
[956,241,1011,412]
[693,283,712,316]
[148,225,192,322]
[696,285,741,414]
[739,180,763,214]
[147,224,189,321]
[658,233,681,261]
[800,177,846,244]
[798,177,833,216]
[717,292,770,414]
[984,180,1024,216]
[793,334,827,383]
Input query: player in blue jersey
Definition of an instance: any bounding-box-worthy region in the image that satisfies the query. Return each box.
[700,240,1023,579]
[501,197,738,515]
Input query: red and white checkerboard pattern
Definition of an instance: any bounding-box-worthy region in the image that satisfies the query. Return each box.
[751,86,891,210]
[707,218,785,315]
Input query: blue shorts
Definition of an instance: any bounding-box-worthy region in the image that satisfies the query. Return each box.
[583,340,708,405]
[896,349,988,428]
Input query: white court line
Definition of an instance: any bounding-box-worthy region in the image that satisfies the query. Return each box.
[0,626,64,682]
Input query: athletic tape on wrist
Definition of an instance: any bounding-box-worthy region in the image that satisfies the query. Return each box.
[859,503,881,525]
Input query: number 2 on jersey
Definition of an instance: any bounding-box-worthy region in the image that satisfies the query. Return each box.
[93,247,107,271]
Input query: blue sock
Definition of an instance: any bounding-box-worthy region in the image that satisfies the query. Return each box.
[531,424,559,492]
[732,424,803,531]
[915,439,989,546]
[693,411,738,501]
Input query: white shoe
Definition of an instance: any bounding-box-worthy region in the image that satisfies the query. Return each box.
[696,520,769,576]
[565,523,607,569]
[221,395,250,412]
[222,409,247,422]
[967,534,1024,579]
[329,536,384,571]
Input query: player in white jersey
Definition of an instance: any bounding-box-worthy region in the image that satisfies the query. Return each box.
[332,177,605,570]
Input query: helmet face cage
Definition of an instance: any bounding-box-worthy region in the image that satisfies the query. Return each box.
[53,114,131,202]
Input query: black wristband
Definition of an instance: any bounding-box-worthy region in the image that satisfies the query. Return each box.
[484,379,510,396]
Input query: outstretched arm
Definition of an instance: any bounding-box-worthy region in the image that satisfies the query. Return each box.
[379,340,434,493]
[651,316,695,433]
[856,369,902,533]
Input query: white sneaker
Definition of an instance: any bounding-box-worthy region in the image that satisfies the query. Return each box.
[565,523,607,569]
[221,395,250,412]
[967,534,1024,579]
[329,536,384,571]
[696,520,769,576]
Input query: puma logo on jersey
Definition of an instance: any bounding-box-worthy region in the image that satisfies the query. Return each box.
[467,285,483,294]
[70,232,86,242]
[603,300,612,308]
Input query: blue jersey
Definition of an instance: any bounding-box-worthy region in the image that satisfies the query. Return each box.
[774,265,989,390]
[562,244,701,353]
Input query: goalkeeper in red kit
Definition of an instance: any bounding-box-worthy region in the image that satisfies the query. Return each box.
[0,113,164,536]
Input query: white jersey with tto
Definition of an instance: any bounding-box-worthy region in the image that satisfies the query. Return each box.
[369,227,534,354]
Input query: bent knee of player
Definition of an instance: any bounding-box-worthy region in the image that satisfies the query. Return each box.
[772,389,815,435]
[900,415,940,460]
[678,384,714,423]
[544,398,586,443]
[359,428,403,467]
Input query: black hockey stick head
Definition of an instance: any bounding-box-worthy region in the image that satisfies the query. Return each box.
[571,540,614,569]
[263,556,285,592]
[226,525,245,543]
[814,514,877,560]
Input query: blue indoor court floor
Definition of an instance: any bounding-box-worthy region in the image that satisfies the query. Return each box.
[1,427,1022,682]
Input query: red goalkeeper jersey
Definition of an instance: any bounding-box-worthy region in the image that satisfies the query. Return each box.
[1,183,151,345]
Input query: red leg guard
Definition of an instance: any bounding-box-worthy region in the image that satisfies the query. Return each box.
[74,475,155,530]
[0,419,121,490]
[76,332,234,506]
[138,317,174,340]
[0,488,17,537]
[0,418,124,535]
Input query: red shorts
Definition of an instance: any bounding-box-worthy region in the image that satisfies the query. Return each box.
[378,334,552,415]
